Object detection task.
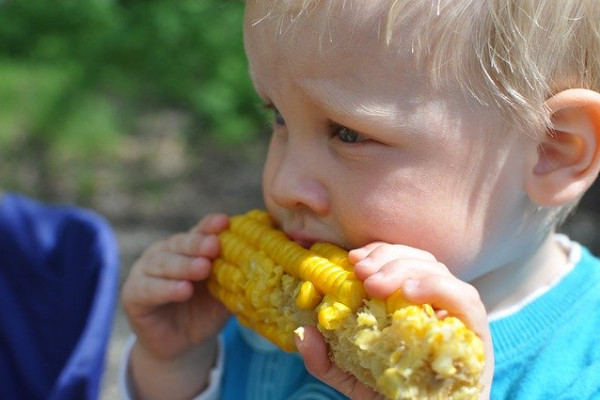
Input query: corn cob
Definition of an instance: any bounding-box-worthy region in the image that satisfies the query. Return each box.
[208,210,485,400]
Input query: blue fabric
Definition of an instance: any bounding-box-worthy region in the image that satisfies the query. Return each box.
[218,244,600,399]
[221,319,346,400]
[0,193,119,400]
[490,245,600,399]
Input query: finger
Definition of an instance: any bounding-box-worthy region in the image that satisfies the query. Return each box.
[402,275,495,392]
[144,252,212,281]
[403,276,495,398]
[122,275,194,312]
[351,244,437,281]
[348,242,387,262]
[296,326,381,400]
[350,242,436,263]
[160,232,220,258]
[191,213,229,234]
[362,258,448,299]
[400,275,487,334]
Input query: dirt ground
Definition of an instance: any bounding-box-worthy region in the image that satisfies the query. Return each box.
[97,133,600,399]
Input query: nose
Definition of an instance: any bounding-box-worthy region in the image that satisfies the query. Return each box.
[264,145,329,215]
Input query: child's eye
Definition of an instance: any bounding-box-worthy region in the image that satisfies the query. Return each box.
[333,124,369,144]
[273,108,285,126]
[262,102,286,126]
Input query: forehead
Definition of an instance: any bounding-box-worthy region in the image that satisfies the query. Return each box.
[243,0,426,99]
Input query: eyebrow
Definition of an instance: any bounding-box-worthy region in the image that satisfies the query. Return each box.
[300,79,413,132]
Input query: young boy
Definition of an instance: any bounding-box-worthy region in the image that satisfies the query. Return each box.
[120,1,600,399]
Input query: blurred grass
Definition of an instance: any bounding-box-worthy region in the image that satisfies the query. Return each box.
[0,60,121,156]
[0,0,268,205]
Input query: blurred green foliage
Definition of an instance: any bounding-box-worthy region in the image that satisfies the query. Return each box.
[0,0,267,201]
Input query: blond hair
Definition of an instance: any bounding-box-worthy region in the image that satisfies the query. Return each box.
[258,0,600,137]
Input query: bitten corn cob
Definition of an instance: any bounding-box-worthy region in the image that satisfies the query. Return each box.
[208,210,484,400]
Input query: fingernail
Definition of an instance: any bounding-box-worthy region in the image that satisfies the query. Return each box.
[174,280,190,292]
[369,272,385,281]
[191,257,206,269]
[349,248,367,258]
[403,279,419,292]
[199,236,218,254]
[355,257,373,269]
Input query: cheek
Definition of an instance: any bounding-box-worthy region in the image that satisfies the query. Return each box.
[261,155,274,199]
[261,137,281,204]
[335,171,486,274]
[335,183,448,248]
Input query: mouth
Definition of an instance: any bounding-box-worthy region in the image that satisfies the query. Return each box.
[285,231,319,249]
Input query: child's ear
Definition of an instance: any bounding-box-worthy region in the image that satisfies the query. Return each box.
[525,89,600,207]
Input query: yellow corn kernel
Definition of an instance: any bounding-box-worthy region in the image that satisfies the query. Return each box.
[295,280,323,310]
[310,242,354,271]
[209,210,485,400]
[386,289,413,313]
[228,213,367,309]
[318,297,352,330]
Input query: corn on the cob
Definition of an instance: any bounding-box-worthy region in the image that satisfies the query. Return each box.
[208,210,485,400]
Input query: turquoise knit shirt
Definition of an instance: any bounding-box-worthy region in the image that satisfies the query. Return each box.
[489,243,600,399]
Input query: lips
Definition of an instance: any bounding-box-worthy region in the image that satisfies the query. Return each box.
[284,231,319,249]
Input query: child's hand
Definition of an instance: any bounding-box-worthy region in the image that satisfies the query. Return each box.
[296,242,494,400]
[296,325,385,399]
[120,214,230,398]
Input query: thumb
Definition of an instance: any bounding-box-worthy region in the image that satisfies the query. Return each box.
[295,326,382,400]
[295,326,333,376]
